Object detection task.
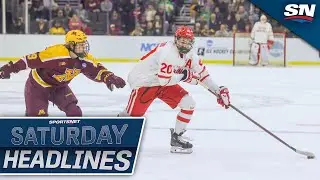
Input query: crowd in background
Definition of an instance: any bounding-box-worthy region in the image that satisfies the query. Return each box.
[0,0,295,37]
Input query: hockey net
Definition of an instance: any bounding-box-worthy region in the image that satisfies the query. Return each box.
[233,32,286,67]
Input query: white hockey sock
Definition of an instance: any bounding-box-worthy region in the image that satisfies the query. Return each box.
[175,109,194,134]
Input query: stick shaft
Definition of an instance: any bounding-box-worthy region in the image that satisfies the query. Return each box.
[204,85,297,152]
[229,103,296,152]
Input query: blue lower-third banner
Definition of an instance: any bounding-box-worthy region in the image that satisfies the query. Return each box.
[0,117,145,175]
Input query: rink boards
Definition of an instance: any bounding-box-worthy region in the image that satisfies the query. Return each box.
[0,35,319,66]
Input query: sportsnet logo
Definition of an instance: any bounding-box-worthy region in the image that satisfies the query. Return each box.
[284,4,316,23]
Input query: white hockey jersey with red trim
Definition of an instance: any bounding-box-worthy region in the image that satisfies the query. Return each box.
[251,22,274,44]
[127,41,208,89]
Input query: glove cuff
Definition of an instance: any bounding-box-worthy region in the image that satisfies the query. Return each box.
[103,71,114,83]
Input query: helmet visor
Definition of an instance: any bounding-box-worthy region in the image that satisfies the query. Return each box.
[175,37,194,54]
[74,40,90,58]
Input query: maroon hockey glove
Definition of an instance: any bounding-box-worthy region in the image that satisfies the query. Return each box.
[217,86,230,109]
[103,72,126,91]
[0,61,18,79]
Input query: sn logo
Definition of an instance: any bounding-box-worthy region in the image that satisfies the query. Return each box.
[284,4,316,23]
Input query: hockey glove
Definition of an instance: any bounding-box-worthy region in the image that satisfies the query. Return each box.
[180,69,199,84]
[216,86,230,109]
[103,72,126,91]
[0,61,17,79]
[267,40,274,50]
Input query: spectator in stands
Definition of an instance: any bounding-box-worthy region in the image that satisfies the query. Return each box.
[76,4,90,23]
[241,0,251,12]
[236,5,248,20]
[204,0,215,13]
[100,0,113,13]
[43,0,58,9]
[155,6,169,28]
[81,23,92,35]
[130,24,144,36]
[209,13,220,32]
[228,1,237,14]
[215,24,230,37]
[234,0,244,13]
[9,0,288,36]
[250,6,260,23]
[29,0,49,21]
[64,3,74,19]
[194,22,202,36]
[145,21,154,36]
[52,9,68,30]
[198,15,208,27]
[158,0,174,22]
[173,0,184,16]
[69,14,82,30]
[16,1,26,20]
[214,7,223,23]
[231,24,239,34]
[49,21,66,35]
[235,13,245,31]
[145,4,157,22]
[201,3,212,22]
[108,24,120,35]
[190,0,202,23]
[86,0,100,12]
[51,4,60,18]
[217,0,229,17]
[139,14,147,32]
[110,11,122,34]
[244,23,251,33]
[154,15,162,36]
[120,0,135,35]
[225,13,235,31]
[12,17,25,34]
[201,24,215,37]
[35,17,48,34]
[133,6,141,19]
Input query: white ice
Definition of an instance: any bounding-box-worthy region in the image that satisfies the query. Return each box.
[0,63,320,180]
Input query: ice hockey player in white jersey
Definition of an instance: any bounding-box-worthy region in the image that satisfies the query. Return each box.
[118,26,231,153]
[249,15,274,66]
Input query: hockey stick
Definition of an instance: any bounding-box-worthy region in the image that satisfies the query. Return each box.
[198,81,315,159]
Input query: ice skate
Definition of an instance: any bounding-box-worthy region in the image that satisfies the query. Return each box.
[170,128,193,154]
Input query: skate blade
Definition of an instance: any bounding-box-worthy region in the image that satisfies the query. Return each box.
[170,146,193,154]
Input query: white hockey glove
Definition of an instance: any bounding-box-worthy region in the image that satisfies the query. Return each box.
[216,86,230,109]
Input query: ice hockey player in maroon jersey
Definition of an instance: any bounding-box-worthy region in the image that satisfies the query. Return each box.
[0,30,126,116]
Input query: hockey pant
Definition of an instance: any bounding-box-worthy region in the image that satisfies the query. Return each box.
[124,85,195,115]
[25,77,82,116]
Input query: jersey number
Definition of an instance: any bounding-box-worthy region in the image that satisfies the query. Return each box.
[160,63,172,74]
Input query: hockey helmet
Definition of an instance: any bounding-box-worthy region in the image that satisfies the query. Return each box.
[65,30,90,58]
[260,15,267,23]
[174,26,195,54]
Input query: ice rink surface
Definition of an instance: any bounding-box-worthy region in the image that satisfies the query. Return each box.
[0,63,320,180]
